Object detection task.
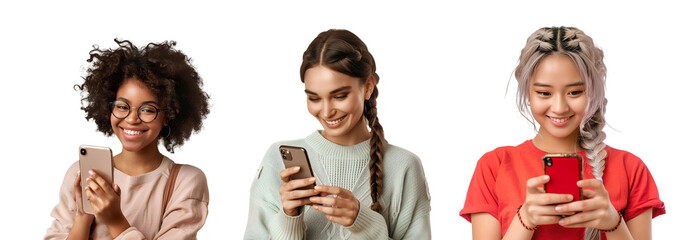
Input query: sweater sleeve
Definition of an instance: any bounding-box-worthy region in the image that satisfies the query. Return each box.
[115,165,209,240]
[45,162,80,240]
[389,154,432,240]
[345,149,432,240]
[244,143,307,240]
[345,203,391,239]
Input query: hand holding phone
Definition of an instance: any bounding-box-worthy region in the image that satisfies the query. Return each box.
[78,145,114,214]
[542,153,584,201]
[278,145,317,216]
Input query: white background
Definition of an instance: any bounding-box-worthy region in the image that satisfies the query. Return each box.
[1,0,675,239]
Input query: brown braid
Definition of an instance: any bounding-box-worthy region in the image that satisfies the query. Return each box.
[300,29,385,212]
[364,86,385,212]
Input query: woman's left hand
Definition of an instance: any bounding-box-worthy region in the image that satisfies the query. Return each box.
[85,170,131,237]
[309,185,360,227]
[555,179,620,229]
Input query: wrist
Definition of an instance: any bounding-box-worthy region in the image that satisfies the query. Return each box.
[517,205,538,231]
[75,213,94,223]
[600,211,623,233]
[106,218,131,238]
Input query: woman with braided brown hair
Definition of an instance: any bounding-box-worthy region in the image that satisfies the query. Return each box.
[45,39,210,239]
[460,27,665,240]
[245,29,431,239]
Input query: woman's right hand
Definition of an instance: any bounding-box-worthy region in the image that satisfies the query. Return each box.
[520,175,576,228]
[279,167,318,216]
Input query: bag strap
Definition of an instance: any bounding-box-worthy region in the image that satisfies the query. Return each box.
[162,163,183,215]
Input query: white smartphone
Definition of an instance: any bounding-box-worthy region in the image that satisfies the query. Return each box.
[78,145,114,214]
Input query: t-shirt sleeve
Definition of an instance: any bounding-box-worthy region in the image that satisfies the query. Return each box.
[459,150,501,222]
[623,153,665,220]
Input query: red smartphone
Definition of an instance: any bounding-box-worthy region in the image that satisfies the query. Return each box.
[542,153,583,201]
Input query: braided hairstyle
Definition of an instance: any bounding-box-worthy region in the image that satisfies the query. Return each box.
[300,29,386,212]
[76,39,210,153]
[515,27,608,240]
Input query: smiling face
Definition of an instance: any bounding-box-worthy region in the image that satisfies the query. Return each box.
[111,77,167,153]
[304,65,374,146]
[529,54,588,145]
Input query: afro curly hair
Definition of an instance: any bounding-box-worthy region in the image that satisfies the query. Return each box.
[75,39,210,153]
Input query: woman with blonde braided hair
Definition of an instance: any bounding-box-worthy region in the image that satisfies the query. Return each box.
[461,27,665,239]
[245,29,431,239]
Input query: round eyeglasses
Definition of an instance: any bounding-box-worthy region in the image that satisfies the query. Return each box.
[111,100,165,123]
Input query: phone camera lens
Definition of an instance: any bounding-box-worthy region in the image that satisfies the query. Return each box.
[545,158,552,167]
[80,149,87,155]
[280,149,285,154]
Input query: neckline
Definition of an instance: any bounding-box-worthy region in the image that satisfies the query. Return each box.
[524,139,586,155]
[305,130,371,159]
[114,156,172,185]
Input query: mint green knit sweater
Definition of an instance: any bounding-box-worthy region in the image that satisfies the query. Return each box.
[244,131,431,240]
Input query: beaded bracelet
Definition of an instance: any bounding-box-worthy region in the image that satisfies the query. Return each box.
[517,205,538,231]
[600,211,623,233]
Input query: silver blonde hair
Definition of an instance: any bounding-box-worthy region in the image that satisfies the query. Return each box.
[515,27,608,240]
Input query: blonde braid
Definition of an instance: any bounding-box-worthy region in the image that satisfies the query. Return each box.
[516,27,609,240]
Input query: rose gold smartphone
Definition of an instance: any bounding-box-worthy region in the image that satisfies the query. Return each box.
[78,145,114,214]
[279,145,316,190]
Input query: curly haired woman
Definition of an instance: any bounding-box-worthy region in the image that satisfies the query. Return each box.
[45,39,210,240]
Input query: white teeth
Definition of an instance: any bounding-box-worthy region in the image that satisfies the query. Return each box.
[123,129,143,135]
[325,116,345,125]
[550,117,570,123]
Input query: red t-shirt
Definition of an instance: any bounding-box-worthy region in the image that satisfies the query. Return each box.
[459,140,665,239]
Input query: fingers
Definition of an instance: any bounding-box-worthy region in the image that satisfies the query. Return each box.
[309,196,355,209]
[577,179,604,189]
[87,170,115,196]
[558,210,610,228]
[279,167,301,182]
[555,198,605,213]
[280,177,316,193]
[526,175,550,194]
[527,193,574,205]
[282,188,318,201]
[281,196,313,212]
[309,186,359,227]
[312,205,357,226]
[313,185,352,198]
[73,171,82,189]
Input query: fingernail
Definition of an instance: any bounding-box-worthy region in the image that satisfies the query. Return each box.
[310,197,317,201]
[543,175,549,180]
[558,219,565,225]
[555,206,562,211]
[295,166,300,170]
[88,170,95,176]
[309,177,315,182]
[567,195,573,201]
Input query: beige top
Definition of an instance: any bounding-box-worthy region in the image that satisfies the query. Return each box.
[45,157,209,240]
